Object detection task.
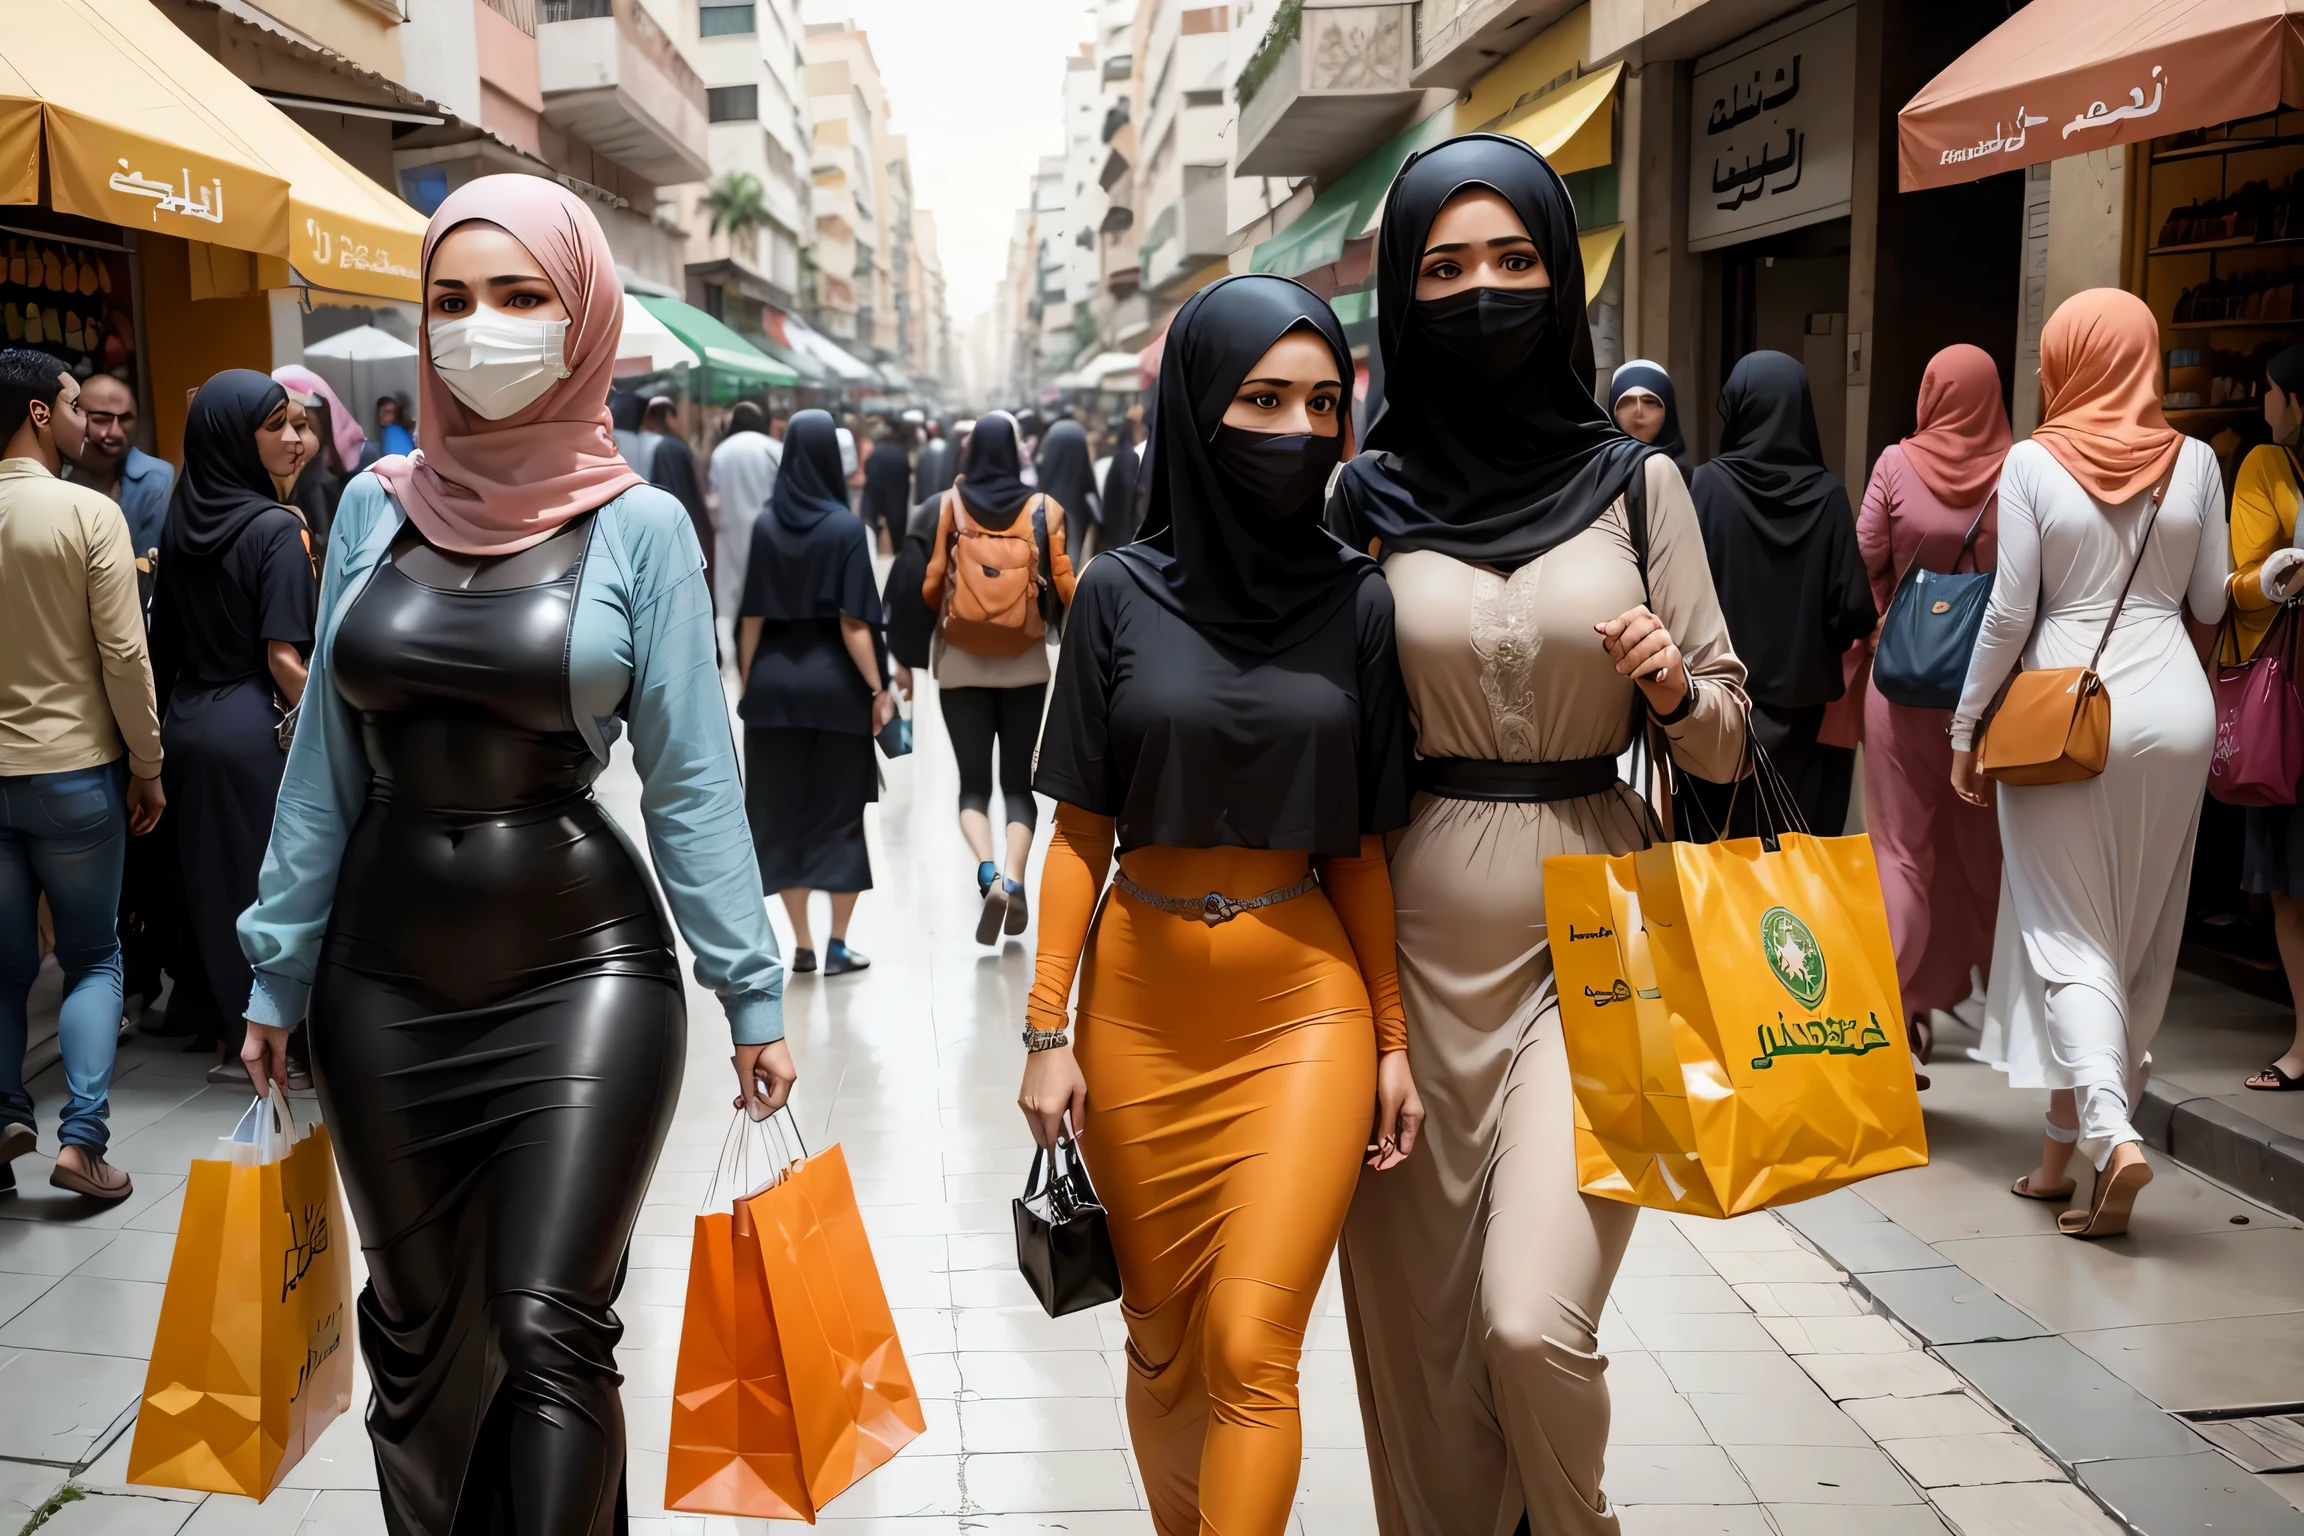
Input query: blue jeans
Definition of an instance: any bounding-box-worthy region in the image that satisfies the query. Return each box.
[0,762,127,1153]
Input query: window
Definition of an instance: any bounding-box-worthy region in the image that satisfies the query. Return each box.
[708,85,758,122]
[700,2,754,34]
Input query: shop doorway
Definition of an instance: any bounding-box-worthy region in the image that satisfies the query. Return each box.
[1708,216,1852,478]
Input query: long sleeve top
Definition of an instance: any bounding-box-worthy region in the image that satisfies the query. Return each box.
[921,493,1078,688]
[2226,441,2303,660]
[1951,438,2229,752]
[236,473,785,1043]
[0,458,163,778]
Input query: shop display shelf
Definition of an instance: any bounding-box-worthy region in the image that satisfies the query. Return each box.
[2167,317,2304,330]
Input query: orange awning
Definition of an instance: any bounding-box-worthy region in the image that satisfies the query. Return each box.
[1899,0,2304,192]
[0,0,424,300]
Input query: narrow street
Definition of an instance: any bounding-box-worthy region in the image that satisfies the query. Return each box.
[0,674,2296,1534]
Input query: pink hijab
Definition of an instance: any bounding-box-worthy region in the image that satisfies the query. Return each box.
[372,176,641,554]
[1899,344,2012,507]
[2031,288,2184,505]
[272,364,366,474]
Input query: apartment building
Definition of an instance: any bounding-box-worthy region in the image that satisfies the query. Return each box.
[676,0,811,321]
[802,21,895,361]
[1132,1,1231,301]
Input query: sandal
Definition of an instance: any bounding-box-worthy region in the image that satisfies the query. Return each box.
[2244,1061,2304,1091]
[2011,1173,2076,1202]
[2058,1150,2153,1239]
[1908,1014,1935,1066]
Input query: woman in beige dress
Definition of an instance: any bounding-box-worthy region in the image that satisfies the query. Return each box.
[1329,135,1750,1536]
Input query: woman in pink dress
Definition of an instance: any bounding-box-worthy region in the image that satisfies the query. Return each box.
[1857,343,2009,1080]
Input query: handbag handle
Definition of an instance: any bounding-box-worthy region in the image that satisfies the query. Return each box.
[2085,456,2181,678]
[1887,488,1998,592]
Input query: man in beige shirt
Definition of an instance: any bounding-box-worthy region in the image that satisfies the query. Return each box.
[0,348,165,1202]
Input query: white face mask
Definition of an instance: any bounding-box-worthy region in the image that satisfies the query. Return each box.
[427,310,572,420]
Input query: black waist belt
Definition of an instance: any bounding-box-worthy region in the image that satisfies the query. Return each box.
[1415,754,1620,804]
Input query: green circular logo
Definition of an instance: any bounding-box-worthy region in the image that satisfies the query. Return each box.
[1760,906,1827,1009]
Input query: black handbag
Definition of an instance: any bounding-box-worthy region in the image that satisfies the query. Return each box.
[1871,492,1996,710]
[1012,1136,1120,1317]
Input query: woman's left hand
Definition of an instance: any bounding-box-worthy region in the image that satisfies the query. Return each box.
[1949,747,1992,809]
[871,689,898,732]
[1368,1050,1424,1170]
[1596,606,1689,716]
[242,1021,291,1096]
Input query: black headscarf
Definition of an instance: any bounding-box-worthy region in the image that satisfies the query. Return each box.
[1691,351,1841,549]
[1100,434,1143,547]
[955,412,1033,527]
[741,408,870,626]
[1110,274,1372,658]
[1608,359,1690,473]
[1037,418,1099,535]
[165,370,289,559]
[1333,134,1656,570]
[913,420,959,500]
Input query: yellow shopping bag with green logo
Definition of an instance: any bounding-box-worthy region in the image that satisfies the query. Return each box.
[1546,820,1927,1218]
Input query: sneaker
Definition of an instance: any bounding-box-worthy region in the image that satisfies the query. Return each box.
[1002,877,1029,936]
[50,1148,132,1202]
[790,946,818,974]
[976,860,998,897]
[824,939,871,975]
[0,1120,34,1168]
[975,879,1010,945]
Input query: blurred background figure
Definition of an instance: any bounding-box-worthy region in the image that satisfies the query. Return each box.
[1608,359,1691,482]
[642,396,711,578]
[69,372,173,582]
[710,399,782,666]
[863,421,913,556]
[1100,400,1144,549]
[274,365,365,560]
[374,395,415,458]
[1036,417,1100,566]
[913,416,958,504]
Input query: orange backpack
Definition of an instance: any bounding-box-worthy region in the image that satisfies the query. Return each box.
[942,490,1052,657]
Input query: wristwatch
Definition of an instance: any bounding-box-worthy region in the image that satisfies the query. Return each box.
[1022,1026,1070,1052]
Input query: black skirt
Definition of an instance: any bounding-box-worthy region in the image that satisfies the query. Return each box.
[745,727,875,892]
[161,678,284,1028]
[2243,803,2304,897]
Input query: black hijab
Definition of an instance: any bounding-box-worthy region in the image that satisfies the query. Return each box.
[955,412,1033,527]
[1100,433,1142,547]
[913,420,959,500]
[1691,351,1840,549]
[1112,274,1372,658]
[165,370,289,559]
[1608,359,1690,472]
[1036,419,1099,529]
[741,408,870,626]
[1333,134,1655,570]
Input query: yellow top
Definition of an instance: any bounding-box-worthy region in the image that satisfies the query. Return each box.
[2229,442,2304,659]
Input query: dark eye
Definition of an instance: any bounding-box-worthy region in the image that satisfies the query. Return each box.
[1247,391,1281,409]
[1308,394,1336,414]
[507,291,544,309]
[1503,253,1537,272]
[1424,260,1461,281]
[435,293,467,314]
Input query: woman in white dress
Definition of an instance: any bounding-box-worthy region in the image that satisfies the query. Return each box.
[1950,288,2228,1239]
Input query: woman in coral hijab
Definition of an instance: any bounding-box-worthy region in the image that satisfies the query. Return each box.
[1951,289,2228,1240]
[234,176,792,1532]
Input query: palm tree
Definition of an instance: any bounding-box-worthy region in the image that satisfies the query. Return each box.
[703,171,767,241]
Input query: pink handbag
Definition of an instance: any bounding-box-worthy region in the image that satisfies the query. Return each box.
[2211,600,2304,806]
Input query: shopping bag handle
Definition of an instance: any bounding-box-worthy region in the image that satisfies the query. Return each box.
[702,1107,789,1210]
[226,1085,298,1166]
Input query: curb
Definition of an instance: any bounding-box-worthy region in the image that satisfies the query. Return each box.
[2136,1077,2304,1220]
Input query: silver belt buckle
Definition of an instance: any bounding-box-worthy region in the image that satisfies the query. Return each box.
[1200,892,1240,926]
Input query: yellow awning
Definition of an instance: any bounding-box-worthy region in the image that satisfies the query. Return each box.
[0,0,424,301]
[1498,61,1623,178]
[1579,223,1625,305]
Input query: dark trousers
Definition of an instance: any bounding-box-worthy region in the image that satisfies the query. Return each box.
[939,683,1045,834]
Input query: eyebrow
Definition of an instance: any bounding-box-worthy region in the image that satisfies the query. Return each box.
[1241,376,1343,390]
[1422,235,1537,256]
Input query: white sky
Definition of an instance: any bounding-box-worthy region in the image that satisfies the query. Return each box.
[813,0,1098,327]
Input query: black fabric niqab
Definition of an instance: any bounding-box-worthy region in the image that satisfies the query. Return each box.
[165,370,290,559]
[1035,419,1099,528]
[1692,351,1841,549]
[742,409,871,626]
[954,412,1033,528]
[1114,273,1372,657]
[1331,134,1656,571]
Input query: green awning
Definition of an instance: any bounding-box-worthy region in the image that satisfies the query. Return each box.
[634,294,799,392]
[1249,105,1459,278]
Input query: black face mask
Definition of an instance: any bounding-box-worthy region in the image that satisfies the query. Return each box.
[1208,423,1344,518]
[1413,286,1552,380]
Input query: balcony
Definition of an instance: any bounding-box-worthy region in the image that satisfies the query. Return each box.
[1413,0,1580,91]
[538,0,710,187]
[1237,2,1423,180]
[1140,163,1230,294]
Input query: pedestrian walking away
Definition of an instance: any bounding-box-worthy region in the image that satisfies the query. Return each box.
[235,175,791,1535]
[149,370,315,1088]
[1953,287,2230,1239]
[923,410,1077,942]
[1685,350,1876,836]
[1326,133,1751,1536]
[1037,416,1102,565]
[1024,273,1420,1536]
[738,407,894,976]
[863,419,913,555]
[912,414,959,503]
[642,394,712,583]
[707,399,782,665]
[0,348,165,1202]
[1859,342,2009,1083]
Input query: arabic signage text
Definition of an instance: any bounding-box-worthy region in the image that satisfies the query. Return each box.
[1935,67,2166,176]
[1688,3,1856,253]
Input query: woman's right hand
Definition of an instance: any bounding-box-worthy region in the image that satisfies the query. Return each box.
[733,1040,797,1120]
[242,1021,291,1096]
[1019,1042,1087,1149]
[871,688,898,733]
[1950,747,1992,809]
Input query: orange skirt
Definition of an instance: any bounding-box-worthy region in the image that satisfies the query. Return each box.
[1076,845,1377,1536]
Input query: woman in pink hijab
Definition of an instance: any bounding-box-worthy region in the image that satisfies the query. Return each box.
[1855,343,2010,1083]
[232,176,797,1532]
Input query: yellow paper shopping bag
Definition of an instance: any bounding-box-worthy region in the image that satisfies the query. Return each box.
[127,1088,354,1498]
[1547,830,1928,1217]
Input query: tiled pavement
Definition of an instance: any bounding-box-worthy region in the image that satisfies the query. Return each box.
[0,672,2292,1535]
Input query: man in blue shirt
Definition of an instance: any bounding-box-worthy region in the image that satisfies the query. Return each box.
[68,373,173,572]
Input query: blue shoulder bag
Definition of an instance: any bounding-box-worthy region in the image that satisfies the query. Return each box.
[1871,491,1996,710]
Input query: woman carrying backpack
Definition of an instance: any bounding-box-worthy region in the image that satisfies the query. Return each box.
[923,411,1077,943]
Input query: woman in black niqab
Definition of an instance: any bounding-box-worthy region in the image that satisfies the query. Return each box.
[1332,133,1656,567]
[1035,418,1101,560]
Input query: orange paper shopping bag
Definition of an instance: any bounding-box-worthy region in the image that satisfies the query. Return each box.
[744,1134,925,1511]
[127,1089,353,1497]
[665,1118,813,1519]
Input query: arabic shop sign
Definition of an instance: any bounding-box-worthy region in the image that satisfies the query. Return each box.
[1936,67,2167,174]
[1687,2,1857,253]
[304,218,419,286]
[108,159,227,227]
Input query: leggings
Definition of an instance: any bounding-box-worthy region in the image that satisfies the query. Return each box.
[939,683,1043,833]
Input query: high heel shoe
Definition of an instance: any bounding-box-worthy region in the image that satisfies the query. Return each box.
[2058,1146,2153,1239]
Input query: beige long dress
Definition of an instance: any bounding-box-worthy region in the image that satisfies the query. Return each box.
[1342,456,1749,1536]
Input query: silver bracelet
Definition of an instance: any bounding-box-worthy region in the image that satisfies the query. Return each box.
[1022,1026,1070,1053]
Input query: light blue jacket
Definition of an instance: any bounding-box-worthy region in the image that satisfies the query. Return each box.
[236,473,784,1044]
